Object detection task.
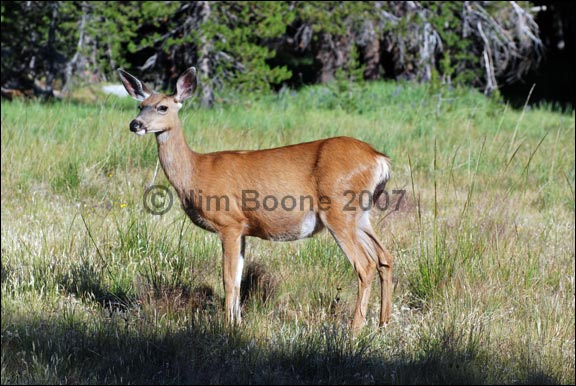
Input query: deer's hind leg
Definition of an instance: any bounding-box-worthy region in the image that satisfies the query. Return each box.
[356,215,394,326]
[321,210,378,333]
[322,208,394,332]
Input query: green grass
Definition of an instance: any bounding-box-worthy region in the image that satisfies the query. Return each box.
[1,81,574,384]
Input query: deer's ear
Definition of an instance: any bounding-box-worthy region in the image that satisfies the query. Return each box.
[118,69,152,101]
[175,67,197,103]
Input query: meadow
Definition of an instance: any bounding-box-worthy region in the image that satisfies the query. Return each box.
[1,81,574,384]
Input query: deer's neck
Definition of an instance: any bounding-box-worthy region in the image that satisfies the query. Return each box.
[155,125,196,197]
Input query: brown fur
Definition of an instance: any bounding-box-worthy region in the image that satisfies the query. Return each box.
[118,67,395,332]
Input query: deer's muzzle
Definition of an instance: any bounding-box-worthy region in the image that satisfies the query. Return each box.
[130,119,143,131]
[130,120,146,136]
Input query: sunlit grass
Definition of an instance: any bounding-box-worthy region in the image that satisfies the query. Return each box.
[1,81,574,384]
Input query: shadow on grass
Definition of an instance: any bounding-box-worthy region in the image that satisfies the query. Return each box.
[1,307,559,385]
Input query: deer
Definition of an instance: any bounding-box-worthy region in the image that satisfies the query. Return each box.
[118,67,395,333]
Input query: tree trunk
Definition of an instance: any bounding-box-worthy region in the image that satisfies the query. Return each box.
[316,33,336,83]
[316,29,353,84]
[63,2,88,94]
[44,1,59,97]
[362,21,381,80]
[198,1,214,108]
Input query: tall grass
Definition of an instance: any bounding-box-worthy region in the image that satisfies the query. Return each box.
[1,81,574,384]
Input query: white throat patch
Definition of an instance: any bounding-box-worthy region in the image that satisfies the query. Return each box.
[157,130,170,144]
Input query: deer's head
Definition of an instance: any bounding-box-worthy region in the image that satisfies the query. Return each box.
[118,67,197,136]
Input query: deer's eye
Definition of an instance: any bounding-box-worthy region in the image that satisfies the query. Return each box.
[157,105,168,113]
[137,105,143,111]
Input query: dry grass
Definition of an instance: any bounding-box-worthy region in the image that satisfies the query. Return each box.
[1,81,574,384]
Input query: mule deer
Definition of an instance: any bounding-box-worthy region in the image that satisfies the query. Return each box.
[118,67,394,332]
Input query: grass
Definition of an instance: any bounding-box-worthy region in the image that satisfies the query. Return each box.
[1,80,574,384]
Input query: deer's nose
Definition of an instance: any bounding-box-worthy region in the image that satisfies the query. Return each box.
[130,120,143,132]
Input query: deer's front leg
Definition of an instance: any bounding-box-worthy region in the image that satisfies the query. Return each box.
[221,232,245,325]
